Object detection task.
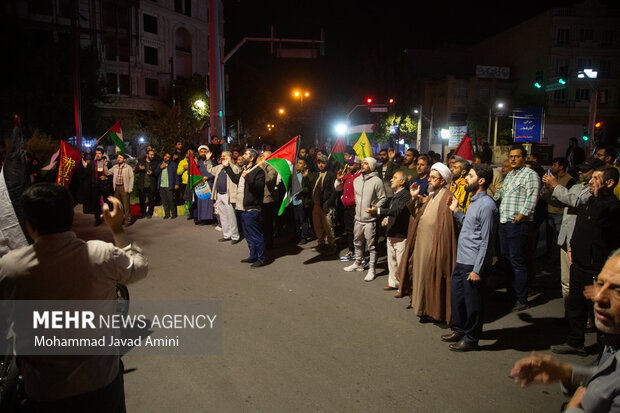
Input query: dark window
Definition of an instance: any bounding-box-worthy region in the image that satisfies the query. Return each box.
[144,46,158,65]
[30,0,53,15]
[579,29,593,42]
[104,37,117,61]
[600,59,612,75]
[598,90,608,105]
[106,74,130,95]
[57,0,71,17]
[104,36,129,62]
[143,14,157,34]
[557,28,570,44]
[553,89,567,104]
[145,78,159,96]
[174,0,191,16]
[602,30,613,45]
[575,88,589,102]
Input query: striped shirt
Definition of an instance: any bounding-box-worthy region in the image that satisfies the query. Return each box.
[493,166,540,223]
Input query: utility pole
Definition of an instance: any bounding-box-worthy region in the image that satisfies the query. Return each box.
[71,0,82,149]
[208,0,224,139]
[416,106,422,151]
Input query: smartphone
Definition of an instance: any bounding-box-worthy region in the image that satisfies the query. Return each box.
[547,169,552,176]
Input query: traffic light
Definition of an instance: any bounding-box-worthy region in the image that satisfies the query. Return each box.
[388,98,394,104]
[534,71,544,89]
[582,124,589,142]
[558,78,566,85]
[594,121,604,141]
[366,97,373,104]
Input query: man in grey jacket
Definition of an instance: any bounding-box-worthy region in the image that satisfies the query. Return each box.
[541,158,602,298]
[343,157,387,281]
[510,248,620,413]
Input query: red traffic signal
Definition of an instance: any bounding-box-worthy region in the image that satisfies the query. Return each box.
[388,98,394,104]
[594,121,603,129]
[366,97,373,104]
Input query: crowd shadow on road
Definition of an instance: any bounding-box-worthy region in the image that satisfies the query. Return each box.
[480,313,568,352]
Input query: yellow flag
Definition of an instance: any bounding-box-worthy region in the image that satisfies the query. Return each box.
[353,131,373,160]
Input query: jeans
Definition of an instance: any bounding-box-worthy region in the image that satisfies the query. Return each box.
[160,188,176,217]
[450,263,485,345]
[499,221,530,304]
[240,210,265,262]
[292,204,308,240]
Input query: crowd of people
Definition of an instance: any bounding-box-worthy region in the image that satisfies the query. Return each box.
[53,137,619,352]
[4,131,620,410]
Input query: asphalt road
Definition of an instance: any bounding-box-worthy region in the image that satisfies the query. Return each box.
[72,208,597,412]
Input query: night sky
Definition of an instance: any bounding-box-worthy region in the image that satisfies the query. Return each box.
[222,0,607,138]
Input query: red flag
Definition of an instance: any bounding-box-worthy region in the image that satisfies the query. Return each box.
[57,141,82,187]
[452,132,474,161]
[188,152,202,188]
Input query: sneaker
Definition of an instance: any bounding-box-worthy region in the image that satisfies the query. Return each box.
[364,268,376,282]
[339,252,355,262]
[344,262,365,272]
[215,226,222,231]
[550,343,587,356]
[512,302,530,312]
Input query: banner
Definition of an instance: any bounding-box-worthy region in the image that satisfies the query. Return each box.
[57,141,82,187]
[514,107,543,143]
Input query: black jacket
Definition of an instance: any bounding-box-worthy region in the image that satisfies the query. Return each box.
[381,187,411,239]
[570,194,620,270]
[316,170,338,211]
[224,164,265,210]
[135,157,158,190]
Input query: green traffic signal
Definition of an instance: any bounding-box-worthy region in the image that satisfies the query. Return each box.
[582,135,589,142]
[534,82,542,89]
[559,78,566,85]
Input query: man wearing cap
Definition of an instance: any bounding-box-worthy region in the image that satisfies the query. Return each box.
[311,154,338,253]
[493,144,540,312]
[335,156,362,262]
[108,153,134,226]
[396,162,457,323]
[341,157,387,281]
[541,158,597,299]
[206,150,241,243]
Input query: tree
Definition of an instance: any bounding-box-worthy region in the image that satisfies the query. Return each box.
[120,74,210,154]
[374,113,418,145]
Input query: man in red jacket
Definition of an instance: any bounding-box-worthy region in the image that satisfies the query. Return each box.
[335,156,361,262]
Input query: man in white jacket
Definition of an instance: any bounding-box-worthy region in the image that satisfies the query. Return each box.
[108,153,134,225]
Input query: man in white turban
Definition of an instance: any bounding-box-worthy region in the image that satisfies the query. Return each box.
[396,161,457,324]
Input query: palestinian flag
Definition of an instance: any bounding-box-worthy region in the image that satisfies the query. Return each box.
[188,152,203,189]
[348,123,376,142]
[265,136,301,216]
[353,131,374,160]
[106,121,124,154]
[0,116,30,257]
[40,148,60,177]
[329,137,346,167]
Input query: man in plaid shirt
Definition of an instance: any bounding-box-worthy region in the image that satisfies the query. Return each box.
[494,144,540,311]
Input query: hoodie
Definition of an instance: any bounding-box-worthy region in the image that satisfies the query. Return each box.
[353,171,387,222]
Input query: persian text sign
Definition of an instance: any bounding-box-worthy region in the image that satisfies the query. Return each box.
[475,65,510,79]
[514,107,543,143]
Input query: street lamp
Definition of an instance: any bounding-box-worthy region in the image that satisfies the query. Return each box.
[488,101,505,157]
[578,68,599,154]
[278,108,286,115]
[292,89,311,110]
[440,128,451,161]
[334,122,347,136]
